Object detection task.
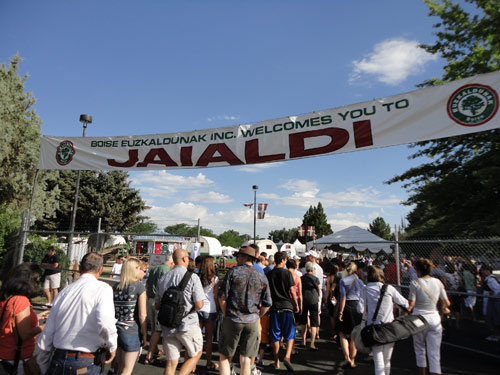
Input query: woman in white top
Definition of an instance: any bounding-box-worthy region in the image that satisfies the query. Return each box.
[198,256,219,371]
[408,258,450,375]
[362,266,409,375]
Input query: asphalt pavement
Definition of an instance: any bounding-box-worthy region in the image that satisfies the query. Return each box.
[130,316,500,375]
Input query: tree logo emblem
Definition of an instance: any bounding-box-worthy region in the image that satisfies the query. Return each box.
[56,140,76,166]
[447,83,498,127]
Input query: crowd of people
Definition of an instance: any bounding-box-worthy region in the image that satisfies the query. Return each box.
[0,245,499,375]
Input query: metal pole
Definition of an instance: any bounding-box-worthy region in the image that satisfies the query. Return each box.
[253,189,257,243]
[68,124,87,262]
[304,219,308,252]
[197,218,201,242]
[96,217,102,252]
[395,224,401,286]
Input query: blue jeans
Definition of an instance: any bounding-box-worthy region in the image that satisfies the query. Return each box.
[47,352,101,375]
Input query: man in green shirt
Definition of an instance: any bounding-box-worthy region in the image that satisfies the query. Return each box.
[145,254,173,364]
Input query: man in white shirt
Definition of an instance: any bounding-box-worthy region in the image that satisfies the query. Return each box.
[111,255,125,281]
[37,252,118,375]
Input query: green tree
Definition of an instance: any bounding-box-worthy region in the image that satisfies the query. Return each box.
[301,202,333,240]
[0,204,20,267]
[130,221,159,234]
[37,170,149,232]
[0,56,60,220]
[368,217,392,240]
[0,55,41,208]
[164,223,215,237]
[268,227,299,244]
[387,0,500,237]
[217,230,247,248]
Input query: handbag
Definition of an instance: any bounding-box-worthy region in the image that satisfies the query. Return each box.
[360,284,430,346]
[22,357,41,375]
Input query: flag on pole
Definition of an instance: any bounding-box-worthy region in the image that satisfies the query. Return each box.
[297,226,305,236]
[307,226,315,236]
[243,203,253,209]
[257,203,268,219]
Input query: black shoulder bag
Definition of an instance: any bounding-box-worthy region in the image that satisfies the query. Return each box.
[361,285,429,346]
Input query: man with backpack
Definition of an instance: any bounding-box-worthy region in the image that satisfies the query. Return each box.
[155,249,205,375]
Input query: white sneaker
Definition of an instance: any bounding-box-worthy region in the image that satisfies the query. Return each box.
[251,366,261,375]
[230,366,237,375]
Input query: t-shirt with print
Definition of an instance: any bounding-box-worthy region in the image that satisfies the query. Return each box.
[113,281,146,333]
[219,264,272,324]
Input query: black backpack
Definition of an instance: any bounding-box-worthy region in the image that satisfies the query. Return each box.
[157,270,193,328]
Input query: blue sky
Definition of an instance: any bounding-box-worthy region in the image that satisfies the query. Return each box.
[1,0,450,237]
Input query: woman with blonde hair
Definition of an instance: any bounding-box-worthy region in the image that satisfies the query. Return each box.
[337,262,364,369]
[113,258,147,375]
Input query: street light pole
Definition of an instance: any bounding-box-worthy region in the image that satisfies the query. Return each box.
[252,185,258,244]
[67,114,92,262]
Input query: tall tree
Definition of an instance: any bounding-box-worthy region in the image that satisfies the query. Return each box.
[36,170,149,232]
[368,217,392,240]
[0,55,60,219]
[268,227,299,244]
[301,202,333,239]
[387,0,500,237]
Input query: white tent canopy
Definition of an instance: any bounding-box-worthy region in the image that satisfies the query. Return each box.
[308,226,393,254]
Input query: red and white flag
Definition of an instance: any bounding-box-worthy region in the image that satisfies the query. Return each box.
[307,226,315,236]
[243,203,253,209]
[257,203,268,219]
[297,226,305,236]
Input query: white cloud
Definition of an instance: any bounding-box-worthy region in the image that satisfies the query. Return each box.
[143,204,301,237]
[186,191,233,203]
[238,162,284,173]
[263,183,402,210]
[131,171,214,188]
[349,38,437,85]
[207,115,240,122]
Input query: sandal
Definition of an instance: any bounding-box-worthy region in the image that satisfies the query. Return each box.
[206,363,219,371]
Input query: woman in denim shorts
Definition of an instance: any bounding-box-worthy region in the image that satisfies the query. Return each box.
[113,258,147,375]
[198,256,219,370]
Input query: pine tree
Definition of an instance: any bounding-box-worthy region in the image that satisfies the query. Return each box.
[36,170,149,232]
[368,217,392,240]
[301,202,333,240]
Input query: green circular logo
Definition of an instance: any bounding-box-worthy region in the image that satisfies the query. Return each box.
[56,140,76,166]
[447,83,498,127]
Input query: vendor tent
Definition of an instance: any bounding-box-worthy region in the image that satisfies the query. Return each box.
[293,239,306,257]
[308,226,393,254]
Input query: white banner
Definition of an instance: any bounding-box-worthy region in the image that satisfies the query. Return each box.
[38,71,500,170]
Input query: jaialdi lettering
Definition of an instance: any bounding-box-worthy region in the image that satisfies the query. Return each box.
[37,71,500,171]
[107,121,372,168]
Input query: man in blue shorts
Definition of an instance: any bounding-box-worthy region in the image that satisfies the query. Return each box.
[266,251,299,371]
